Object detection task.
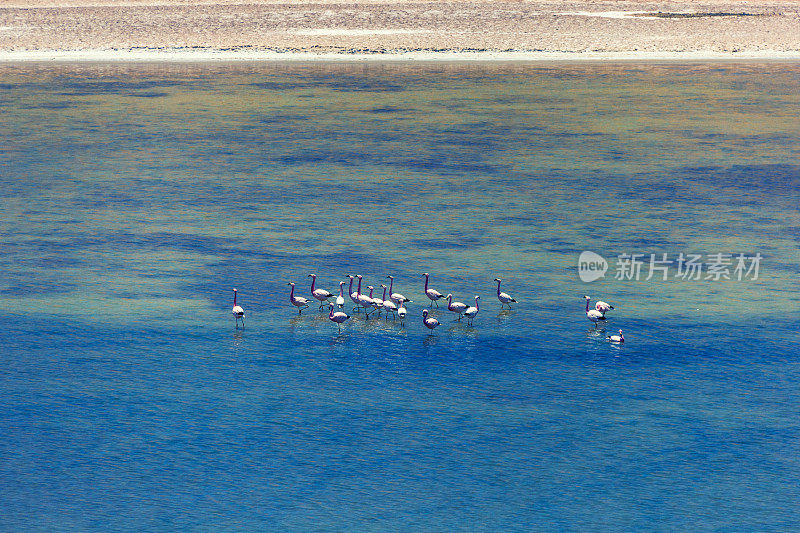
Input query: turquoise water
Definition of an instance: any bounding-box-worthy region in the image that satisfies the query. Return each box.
[1,61,799,530]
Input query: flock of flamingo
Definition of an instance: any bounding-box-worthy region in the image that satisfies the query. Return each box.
[231,274,624,343]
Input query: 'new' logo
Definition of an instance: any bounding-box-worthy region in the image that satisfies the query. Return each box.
[578,251,608,282]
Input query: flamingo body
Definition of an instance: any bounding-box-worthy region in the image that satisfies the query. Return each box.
[422,309,440,331]
[446,294,468,320]
[422,273,444,307]
[328,302,350,332]
[607,329,625,343]
[231,288,245,328]
[288,282,310,314]
[463,295,480,325]
[494,278,517,308]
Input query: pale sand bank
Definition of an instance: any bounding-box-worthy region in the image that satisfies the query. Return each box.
[2,1,799,61]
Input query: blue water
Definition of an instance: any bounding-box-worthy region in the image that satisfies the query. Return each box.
[1,61,799,530]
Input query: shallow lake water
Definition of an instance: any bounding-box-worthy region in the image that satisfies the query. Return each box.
[1,61,798,530]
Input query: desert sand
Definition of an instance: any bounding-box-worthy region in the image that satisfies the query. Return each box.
[1,0,799,60]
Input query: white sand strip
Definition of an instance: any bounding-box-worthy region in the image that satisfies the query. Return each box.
[2,48,800,62]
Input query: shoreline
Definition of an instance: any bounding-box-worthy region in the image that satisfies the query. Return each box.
[4,48,800,63]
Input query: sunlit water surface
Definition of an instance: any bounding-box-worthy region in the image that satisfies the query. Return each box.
[1,62,799,530]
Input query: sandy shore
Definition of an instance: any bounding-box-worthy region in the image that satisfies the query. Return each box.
[2,1,800,61]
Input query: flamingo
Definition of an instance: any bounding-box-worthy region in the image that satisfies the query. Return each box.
[336,281,346,309]
[607,329,625,343]
[422,273,444,307]
[367,286,382,317]
[380,284,397,319]
[328,302,350,332]
[397,299,407,326]
[595,300,614,316]
[308,274,334,310]
[446,294,468,320]
[422,309,440,331]
[584,295,606,326]
[463,295,480,325]
[356,276,374,315]
[231,288,245,328]
[288,282,310,314]
[387,275,411,305]
[346,274,361,312]
[494,278,517,308]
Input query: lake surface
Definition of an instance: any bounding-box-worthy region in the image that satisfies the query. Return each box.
[1,61,798,530]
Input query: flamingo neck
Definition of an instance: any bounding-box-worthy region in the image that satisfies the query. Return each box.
[233,291,237,306]
[329,305,334,318]
[585,298,590,312]
[348,277,354,293]
[388,278,394,293]
[475,297,480,310]
[424,275,429,291]
[496,281,502,296]
[339,284,344,297]
[310,276,316,292]
[357,277,362,296]
[382,286,387,299]
[369,287,375,298]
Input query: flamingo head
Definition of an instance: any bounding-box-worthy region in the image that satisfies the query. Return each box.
[380,284,387,288]
[475,295,480,300]
[494,278,501,283]
[584,295,590,300]
[422,273,429,277]
[308,274,315,278]
[340,281,345,286]
[610,305,615,309]
[422,309,429,318]
[233,288,237,292]
[387,275,394,279]
[357,274,363,279]
[367,285,374,290]
[446,294,452,301]
[619,329,623,335]
[288,282,294,286]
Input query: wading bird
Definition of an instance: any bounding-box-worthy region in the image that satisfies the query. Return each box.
[336,281,346,309]
[288,282,310,314]
[231,288,245,328]
[595,300,614,316]
[308,274,334,310]
[446,294,468,320]
[422,273,444,307]
[584,295,606,326]
[328,302,350,332]
[463,295,480,326]
[494,278,517,308]
[397,299,407,326]
[380,284,397,319]
[607,329,624,343]
[422,309,440,331]
[387,275,411,305]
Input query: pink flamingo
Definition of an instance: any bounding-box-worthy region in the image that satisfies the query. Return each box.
[386,276,411,305]
[231,288,245,328]
[584,296,606,326]
[595,300,614,316]
[288,282,310,314]
[494,278,517,308]
[380,284,397,319]
[346,274,361,312]
[422,309,440,331]
[355,275,374,315]
[367,286,382,317]
[335,281,346,309]
[422,273,444,307]
[607,329,624,343]
[328,302,350,332]
[463,295,480,326]
[446,294,468,320]
[308,274,334,310]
